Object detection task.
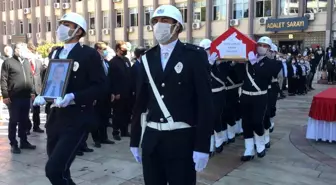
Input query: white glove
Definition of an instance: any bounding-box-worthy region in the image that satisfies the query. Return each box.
[130,147,142,163]
[33,95,46,106]
[55,93,74,108]
[193,151,209,172]
[208,52,218,65]
[248,51,257,65]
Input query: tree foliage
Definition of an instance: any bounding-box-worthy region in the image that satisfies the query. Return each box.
[36,42,63,58]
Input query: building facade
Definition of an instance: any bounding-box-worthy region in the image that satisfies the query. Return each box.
[1,0,336,51]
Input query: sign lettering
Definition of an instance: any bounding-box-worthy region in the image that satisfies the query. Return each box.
[265,17,308,32]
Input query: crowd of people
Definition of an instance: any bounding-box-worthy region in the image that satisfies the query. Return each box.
[0,4,330,185]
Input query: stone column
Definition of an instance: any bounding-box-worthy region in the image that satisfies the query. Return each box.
[23,0,28,36]
[40,0,46,41]
[169,0,175,6]
[299,0,306,16]
[123,0,129,42]
[109,1,116,48]
[82,0,89,45]
[0,1,3,49]
[95,0,102,41]
[31,0,37,45]
[153,0,158,45]
[13,0,19,35]
[227,0,232,28]
[205,0,212,39]
[272,0,278,18]
[187,0,192,42]
[71,0,76,12]
[5,0,10,42]
[138,0,144,46]
[248,0,255,40]
[50,0,56,42]
[326,0,333,47]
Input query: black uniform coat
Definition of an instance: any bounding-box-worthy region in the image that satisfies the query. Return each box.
[130,40,214,154]
[47,43,106,131]
[109,55,132,99]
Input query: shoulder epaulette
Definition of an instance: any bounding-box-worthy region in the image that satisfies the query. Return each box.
[183,42,202,51]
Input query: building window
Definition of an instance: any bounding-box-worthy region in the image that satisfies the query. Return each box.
[144,39,154,49]
[10,0,14,10]
[233,0,249,19]
[306,0,328,13]
[116,9,123,28]
[11,21,14,35]
[279,0,299,15]
[46,18,51,32]
[89,12,95,29]
[193,1,206,22]
[19,0,23,9]
[28,21,32,33]
[213,0,226,21]
[2,0,5,11]
[56,16,61,29]
[45,0,49,6]
[3,22,6,35]
[36,0,39,6]
[28,0,31,8]
[192,38,202,45]
[176,3,188,23]
[37,18,41,32]
[19,21,23,34]
[144,7,153,25]
[102,11,109,29]
[129,8,138,27]
[256,0,272,17]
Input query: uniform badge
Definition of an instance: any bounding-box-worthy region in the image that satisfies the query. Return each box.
[73,61,79,72]
[157,9,164,14]
[174,62,183,74]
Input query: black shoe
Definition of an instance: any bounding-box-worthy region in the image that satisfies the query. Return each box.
[215,144,224,153]
[265,142,271,149]
[76,151,84,156]
[241,155,254,162]
[101,139,115,144]
[94,142,101,148]
[210,152,215,158]
[113,135,121,141]
[270,127,274,133]
[257,149,266,158]
[20,142,36,150]
[11,145,21,154]
[81,147,94,153]
[121,132,131,137]
[33,128,44,133]
[228,138,235,144]
[310,87,315,90]
[26,131,31,135]
[288,93,295,96]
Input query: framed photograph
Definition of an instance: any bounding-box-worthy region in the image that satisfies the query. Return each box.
[41,59,73,102]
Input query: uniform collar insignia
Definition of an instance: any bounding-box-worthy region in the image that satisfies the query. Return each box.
[157,9,164,14]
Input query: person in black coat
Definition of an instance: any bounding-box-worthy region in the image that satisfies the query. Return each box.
[110,41,133,141]
[326,58,335,84]
[130,46,146,109]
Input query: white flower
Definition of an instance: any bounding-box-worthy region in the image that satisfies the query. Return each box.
[73,61,79,72]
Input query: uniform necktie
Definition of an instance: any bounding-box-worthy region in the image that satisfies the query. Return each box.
[30,59,35,75]
[50,86,56,96]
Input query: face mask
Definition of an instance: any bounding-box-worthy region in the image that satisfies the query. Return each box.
[120,50,127,56]
[300,60,304,63]
[56,24,78,42]
[329,51,331,53]
[102,50,108,57]
[257,46,268,56]
[292,60,296,63]
[153,22,176,44]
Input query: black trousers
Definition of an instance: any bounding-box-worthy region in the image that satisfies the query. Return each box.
[7,98,30,146]
[298,75,307,94]
[91,100,110,142]
[212,91,225,132]
[288,77,297,94]
[308,71,316,88]
[263,84,279,130]
[112,98,131,136]
[142,127,196,185]
[240,93,268,138]
[328,70,334,82]
[27,105,41,131]
[45,108,87,185]
[223,88,240,127]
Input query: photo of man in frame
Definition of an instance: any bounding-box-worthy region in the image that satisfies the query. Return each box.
[43,63,68,98]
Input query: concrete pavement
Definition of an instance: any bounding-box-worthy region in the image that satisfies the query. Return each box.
[0,83,335,185]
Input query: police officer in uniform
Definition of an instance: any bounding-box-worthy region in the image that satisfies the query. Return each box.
[237,36,281,161]
[130,5,214,185]
[33,13,106,185]
[199,39,228,155]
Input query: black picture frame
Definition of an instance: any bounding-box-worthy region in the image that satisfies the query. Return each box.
[40,59,73,102]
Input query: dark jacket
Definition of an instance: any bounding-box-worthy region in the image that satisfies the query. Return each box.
[0,55,34,99]
[109,55,132,98]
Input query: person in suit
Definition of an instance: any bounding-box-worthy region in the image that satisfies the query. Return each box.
[33,12,106,185]
[26,43,45,133]
[1,43,36,154]
[130,5,213,184]
[110,41,133,141]
[130,47,146,109]
[44,64,65,97]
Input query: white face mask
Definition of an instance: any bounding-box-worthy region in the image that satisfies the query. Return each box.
[153,22,176,44]
[56,24,78,42]
[257,46,268,56]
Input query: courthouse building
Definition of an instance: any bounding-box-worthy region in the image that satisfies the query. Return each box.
[0,0,336,51]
